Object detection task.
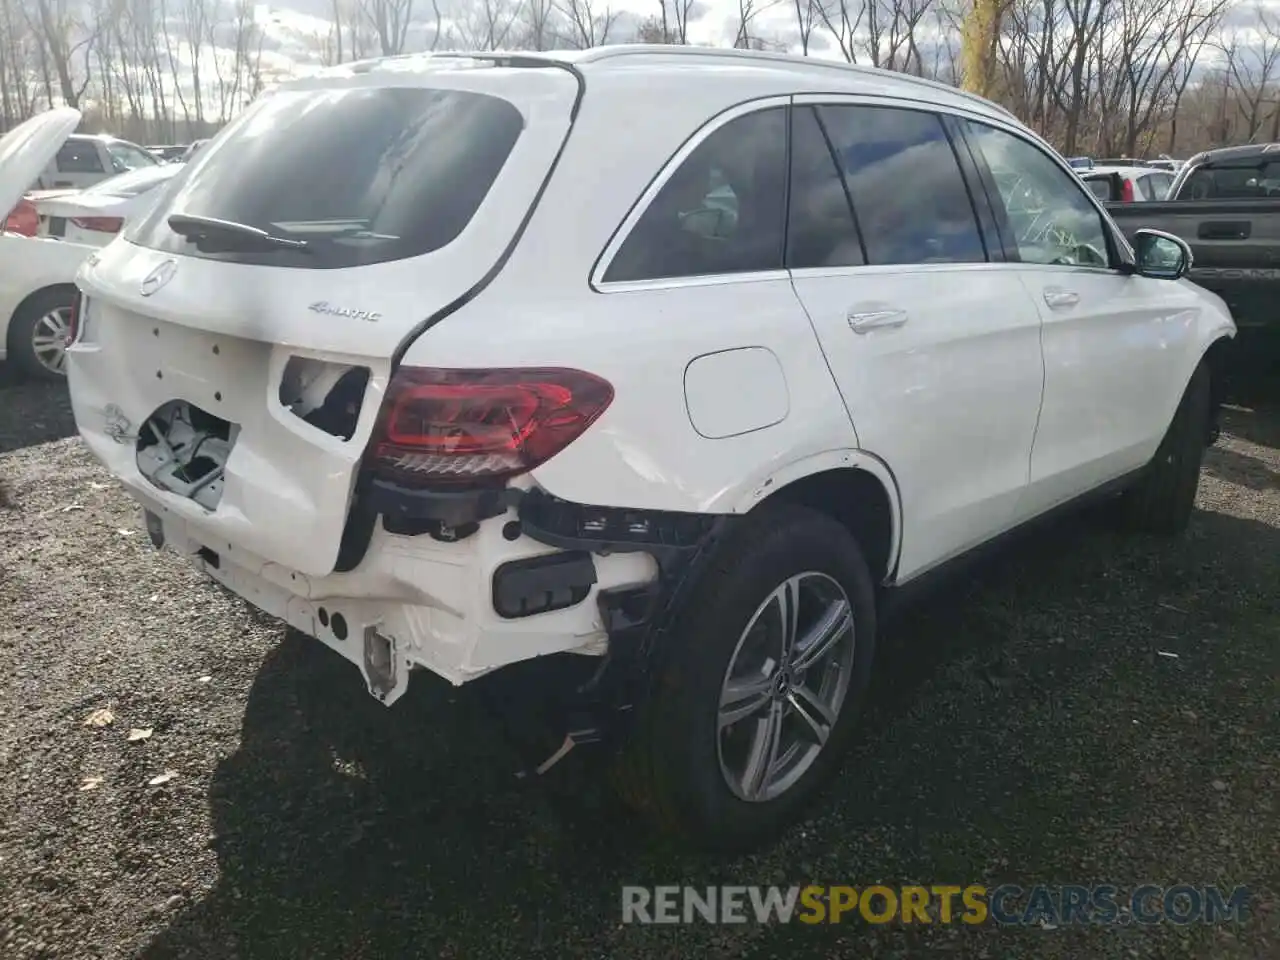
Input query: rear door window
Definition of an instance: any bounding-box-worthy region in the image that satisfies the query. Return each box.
[127,86,527,269]
[603,107,788,283]
[816,105,987,266]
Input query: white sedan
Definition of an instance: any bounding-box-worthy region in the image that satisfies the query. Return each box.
[34,163,181,247]
[1,108,176,380]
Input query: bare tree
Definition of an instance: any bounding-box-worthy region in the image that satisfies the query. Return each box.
[655,0,696,42]
[456,0,528,48]
[791,0,817,53]
[816,0,867,62]
[27,0,98,108]
[360,0,415,55]
[733,0,782,47]
[558,0,618,47]
[1220,7,1280,141]
[524,0,560,49]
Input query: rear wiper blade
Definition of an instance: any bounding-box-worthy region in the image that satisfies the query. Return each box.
[167,213,310,252]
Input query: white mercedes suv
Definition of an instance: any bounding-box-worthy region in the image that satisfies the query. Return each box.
[66,46,1235,852]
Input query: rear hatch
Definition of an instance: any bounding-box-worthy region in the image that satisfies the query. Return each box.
[71,58,580,578]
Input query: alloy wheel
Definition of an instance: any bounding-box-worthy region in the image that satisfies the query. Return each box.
[717,571,856,803]
[31,306,70,376]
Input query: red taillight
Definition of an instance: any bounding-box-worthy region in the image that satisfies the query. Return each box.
[1121,179,1135,203]
[70,216,124,234]
[4,199,38,236]
[371,367,614,488]
[65,292,82,346]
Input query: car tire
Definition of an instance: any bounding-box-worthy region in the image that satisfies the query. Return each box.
[6,289,73,381]
[1117,361,1211,535]
[612,504,877,853]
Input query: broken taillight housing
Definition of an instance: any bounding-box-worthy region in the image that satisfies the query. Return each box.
[370,367,614,488]
[70,216,124,234]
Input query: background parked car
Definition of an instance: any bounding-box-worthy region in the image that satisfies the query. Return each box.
[2,109,168,380]
[33,133,158,190]
[146,144,189,163]
[33,162,182,247]
[1080,165,1175,202]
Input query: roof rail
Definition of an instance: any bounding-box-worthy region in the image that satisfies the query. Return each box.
[306,45,1017,122]
[575,44,1018,119]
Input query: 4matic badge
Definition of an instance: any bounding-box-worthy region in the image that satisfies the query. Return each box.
[308,301,381,322]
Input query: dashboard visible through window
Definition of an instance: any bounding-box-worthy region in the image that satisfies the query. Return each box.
[963,120,1112,268]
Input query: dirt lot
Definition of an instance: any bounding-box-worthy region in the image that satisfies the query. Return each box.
[1,366,1277,960]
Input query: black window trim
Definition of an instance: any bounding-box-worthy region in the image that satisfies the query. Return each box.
[789,99,994,273]
[941,113,1017,263]
[592,93,1138,291]
[590,94,795,292]
[784,104,870,270]
[949,114,1135,274]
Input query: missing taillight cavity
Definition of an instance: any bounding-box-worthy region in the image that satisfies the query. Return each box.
[65,293,83,346]
[136,399,238,510]
[279,356,370,441]
[370,367,614,488]
[70,216,124,234]
[4,199,37,236]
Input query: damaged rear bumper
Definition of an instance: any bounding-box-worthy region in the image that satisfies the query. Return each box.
[132,491,662,704]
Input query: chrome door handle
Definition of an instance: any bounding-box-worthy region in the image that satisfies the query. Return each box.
[847,309,908,333]
[1043,287,1080,309]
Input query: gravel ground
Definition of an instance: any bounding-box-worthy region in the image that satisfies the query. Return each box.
[0,366,1277,960]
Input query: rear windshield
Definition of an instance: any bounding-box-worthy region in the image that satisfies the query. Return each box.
[1179,159,1280,199]
[125,86,525,269]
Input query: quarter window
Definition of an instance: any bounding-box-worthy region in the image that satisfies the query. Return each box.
[963,120,1112,268]
[603,107,788,283]
[817,105,987,266]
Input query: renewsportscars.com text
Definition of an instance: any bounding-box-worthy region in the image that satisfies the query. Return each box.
[621,884,1251,926]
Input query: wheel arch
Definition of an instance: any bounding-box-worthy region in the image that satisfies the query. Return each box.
[1202,334,1234,440]
[733,451,903,586]
[5,282,77,351]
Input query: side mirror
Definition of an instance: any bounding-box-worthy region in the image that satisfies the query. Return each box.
[1133,228,1192,280]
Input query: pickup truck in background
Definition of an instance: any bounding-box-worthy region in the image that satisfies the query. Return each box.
[1094,143,1280,337]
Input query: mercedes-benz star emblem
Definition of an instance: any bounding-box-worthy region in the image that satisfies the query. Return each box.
[140,259,177,297]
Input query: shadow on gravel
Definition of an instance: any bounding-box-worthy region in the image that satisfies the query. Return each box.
[0,369,74,454]
[137,502,1280,960]
[1204,443,1280,491]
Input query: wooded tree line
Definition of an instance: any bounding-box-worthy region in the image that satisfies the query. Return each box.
[1,0,1279,157]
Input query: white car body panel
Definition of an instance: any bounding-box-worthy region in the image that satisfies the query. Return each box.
[66,48,1236,702]
[34,190,168,248]
[0,110,98,366]
[1013,266,1226,517]
[0,234,94,362]
[789,262,1045,579]
[0,108,81,221]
